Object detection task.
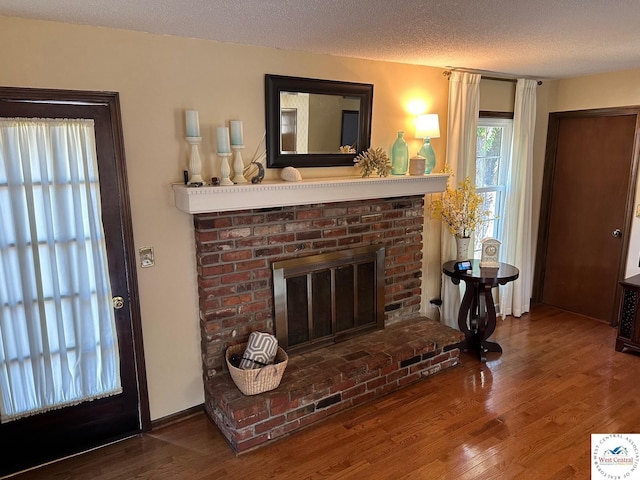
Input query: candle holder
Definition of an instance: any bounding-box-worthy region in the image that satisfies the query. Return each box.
[186,136,204,184]
[231,145,248,184]
[218,152,234,185]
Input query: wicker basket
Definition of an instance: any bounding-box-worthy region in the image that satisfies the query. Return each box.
[225,343,288,395]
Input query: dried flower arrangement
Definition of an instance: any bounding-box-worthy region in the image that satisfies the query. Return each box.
[353,147,392,177]
[431,177,488,238]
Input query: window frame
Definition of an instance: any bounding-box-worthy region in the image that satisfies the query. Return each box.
[474,114,513,258]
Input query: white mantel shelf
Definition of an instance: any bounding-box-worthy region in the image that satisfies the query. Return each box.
[172,174,449,214]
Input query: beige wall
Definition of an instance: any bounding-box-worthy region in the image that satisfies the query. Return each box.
[0,15,450,420]
[479,79,516,112]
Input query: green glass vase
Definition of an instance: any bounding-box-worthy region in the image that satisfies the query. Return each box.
[391,131,409,175]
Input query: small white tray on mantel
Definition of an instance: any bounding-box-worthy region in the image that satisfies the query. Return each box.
[171,174,449,214]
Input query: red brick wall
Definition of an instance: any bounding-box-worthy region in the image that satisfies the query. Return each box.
[194,195,425,380]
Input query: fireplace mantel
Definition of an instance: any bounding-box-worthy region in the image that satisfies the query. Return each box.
[172,174,448,214]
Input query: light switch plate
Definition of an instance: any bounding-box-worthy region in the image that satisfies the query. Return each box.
[139,246,154,267]
[636,204,640,217]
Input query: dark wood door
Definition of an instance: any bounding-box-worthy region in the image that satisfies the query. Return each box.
[537,111,638,323]
[281,109,297,153]
[0,88,149,476]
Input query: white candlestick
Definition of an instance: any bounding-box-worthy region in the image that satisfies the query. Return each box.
[230,120,244,146]
[232,145,248,184]
[217,127,231,154]
[218,153,234,185]
[185,110,200,137]
[186,136,204,184]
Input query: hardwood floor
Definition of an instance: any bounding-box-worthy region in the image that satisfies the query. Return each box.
[10,305,640,479]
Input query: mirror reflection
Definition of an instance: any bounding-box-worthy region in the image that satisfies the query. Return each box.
[280,92,361,154]
[265,75,373,168]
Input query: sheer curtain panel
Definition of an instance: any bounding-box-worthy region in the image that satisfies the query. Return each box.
[500,79,537,317]
[0,118,121,422]
[441,72,481,329]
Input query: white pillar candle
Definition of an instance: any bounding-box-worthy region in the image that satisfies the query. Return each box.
[185,110,200,137]
[217,127,231,154]
[230,120,244,146]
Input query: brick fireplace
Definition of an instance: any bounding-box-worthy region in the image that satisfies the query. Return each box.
[184,180,465,453]
[173,175,463,452]
[195,195,429,377]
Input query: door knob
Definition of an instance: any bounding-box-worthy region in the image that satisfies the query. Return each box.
[612,229,622,238]
[112,296,125,309]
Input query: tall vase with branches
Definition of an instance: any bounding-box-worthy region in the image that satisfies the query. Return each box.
[431,177,487,260]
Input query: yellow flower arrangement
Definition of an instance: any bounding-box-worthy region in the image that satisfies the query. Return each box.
[431,177,487,238]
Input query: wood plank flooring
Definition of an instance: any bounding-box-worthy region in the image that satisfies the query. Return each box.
[10,305,640,479]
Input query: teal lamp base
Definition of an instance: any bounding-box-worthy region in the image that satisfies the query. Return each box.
[418,138,436,174]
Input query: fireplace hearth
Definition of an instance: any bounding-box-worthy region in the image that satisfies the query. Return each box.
[205,316,464,453]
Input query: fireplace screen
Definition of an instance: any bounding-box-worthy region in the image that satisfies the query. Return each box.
[272,245,385,353]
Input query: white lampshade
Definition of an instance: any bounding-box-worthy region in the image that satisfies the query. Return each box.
[415,114,440,139]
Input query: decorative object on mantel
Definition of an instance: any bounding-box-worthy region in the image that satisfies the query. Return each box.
[431,176,488,261]
[216,126,234,186]
[353,147,391,178]
[480,237,501,268]
[241,131,267,184]
[218,152,233,185]
[186,136,204,184]
[391,131,409,175]
[250,162,264,184]
[185,110,205,184]
[229,120,248,184]
[339,144,356,153]
[415,114,440,174]
[185,109,200,137]
[281,166,302,182]
[409,156,426,176]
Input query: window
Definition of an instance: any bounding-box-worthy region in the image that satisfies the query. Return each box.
[473,117,513,257]
[0,118,121,421]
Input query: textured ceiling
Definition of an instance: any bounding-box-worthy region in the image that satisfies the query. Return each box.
[2,0,640,79]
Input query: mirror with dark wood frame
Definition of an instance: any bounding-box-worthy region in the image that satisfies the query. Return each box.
[265,75,373,168]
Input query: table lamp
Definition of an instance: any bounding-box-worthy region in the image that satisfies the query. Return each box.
[415,114,440,174]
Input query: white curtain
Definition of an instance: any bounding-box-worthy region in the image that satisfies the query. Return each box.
[0,118,121,422]
[500,79,537,317]
[441,72,481,329]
